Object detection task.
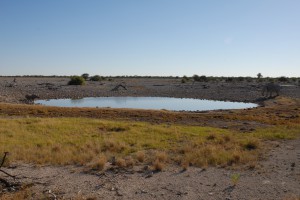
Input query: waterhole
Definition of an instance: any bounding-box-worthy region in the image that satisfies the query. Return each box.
[35,97,257,111]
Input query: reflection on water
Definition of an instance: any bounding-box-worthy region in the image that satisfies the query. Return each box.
[35,97,257,111]
[70,98,85,104]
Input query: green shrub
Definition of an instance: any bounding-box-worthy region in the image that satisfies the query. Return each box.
[230,173,241,186]
[68,76,86,85]
[199,75,208,82]
[225,77,234,82]
[245,77,253,82]
[237,77,245,82]
[181,75,189,83]
[90,75,102,81]
[193,74,200,82]
[278,76,288,82]
[193,75,207,82]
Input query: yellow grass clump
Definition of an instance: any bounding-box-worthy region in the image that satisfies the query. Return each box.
[152,159,165,171]
[136,151,145,162]
[155,151,168,163]
[116,158,126,168]
[88,154,107,171]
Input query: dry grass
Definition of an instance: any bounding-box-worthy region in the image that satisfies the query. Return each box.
[102,139,126,153]
[176,132,263,167]
[155,151,168,163]
[125,156,135,167]
[0,188,97,200]
[0,192,28,200]
[242,139,260,150]
[180,160,189,170]
[206,133,216,140]
[88,154,107,170]
[0,187,33,200]
[152,159,165,171]
[116,158,126,168]
[222,97,300,126]
[136,151,145,162]
[283,196,300,200]
[151,151,168,171]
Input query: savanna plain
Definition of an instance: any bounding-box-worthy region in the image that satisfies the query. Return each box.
[0,76,299,200]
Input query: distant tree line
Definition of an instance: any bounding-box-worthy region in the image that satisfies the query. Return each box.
[179,74,299,84]
[1,73,298,85]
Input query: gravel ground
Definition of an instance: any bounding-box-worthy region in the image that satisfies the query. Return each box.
[0,77,299,104]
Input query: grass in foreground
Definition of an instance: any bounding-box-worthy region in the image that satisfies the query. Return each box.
[0,117,299,169]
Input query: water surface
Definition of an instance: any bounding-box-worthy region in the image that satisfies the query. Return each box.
[35,97,257,111]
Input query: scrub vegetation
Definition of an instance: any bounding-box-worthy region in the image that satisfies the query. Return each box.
[68,76,86,85]
[90,75,104,81]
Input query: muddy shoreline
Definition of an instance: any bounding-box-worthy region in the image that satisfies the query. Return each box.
[1,77,299,104]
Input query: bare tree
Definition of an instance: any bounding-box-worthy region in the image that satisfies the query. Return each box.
[0,152,15,188]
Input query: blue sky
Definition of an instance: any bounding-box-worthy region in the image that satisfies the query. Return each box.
[0,0,299,77]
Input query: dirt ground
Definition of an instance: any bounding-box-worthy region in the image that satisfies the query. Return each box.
[0,77,299,199]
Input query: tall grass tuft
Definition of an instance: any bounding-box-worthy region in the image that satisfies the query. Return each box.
[89,154,107,170]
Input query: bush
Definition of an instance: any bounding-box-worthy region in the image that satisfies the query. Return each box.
[225,77,234,82]
[199,75,208,82]
[193,74,200,82]
[68,76,86,85]
[278,76,288,82]
[237,77,245,82]
[81,73,89,80]
[245,77,253,82]
[193,75,207,82]
[90,75,102,81]
[183,75,189,80]
[181,75,189,83]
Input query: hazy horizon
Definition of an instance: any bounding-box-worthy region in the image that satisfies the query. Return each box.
[1,74,298,78]
[1,1,299,77]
